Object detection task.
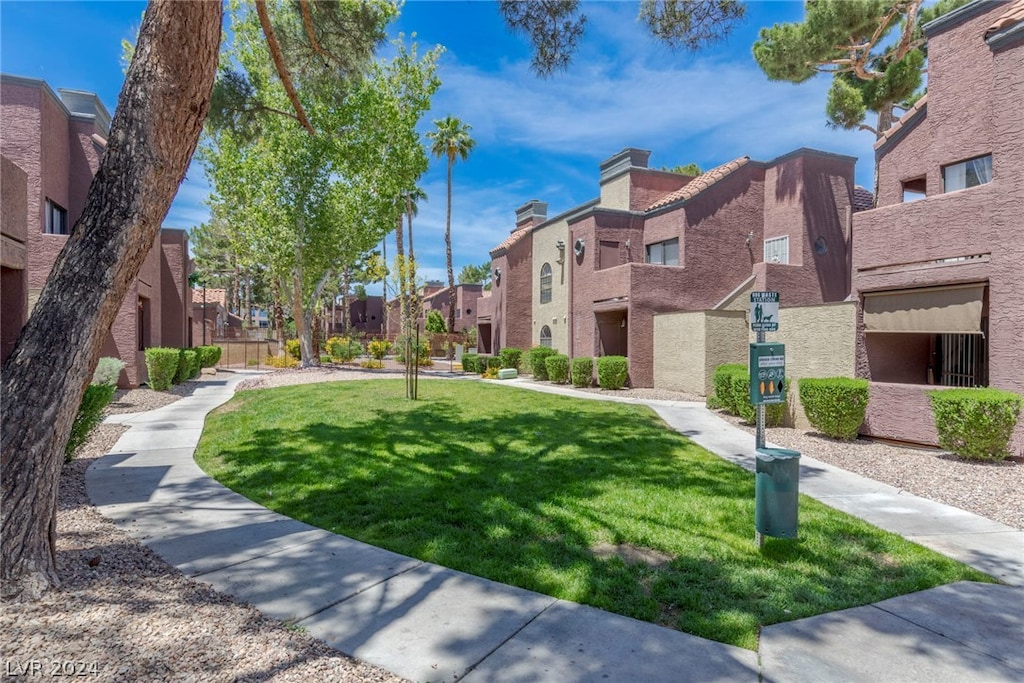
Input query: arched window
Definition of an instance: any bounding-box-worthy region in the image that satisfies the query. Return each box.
[539,325,552,348]
[540,263,552,303]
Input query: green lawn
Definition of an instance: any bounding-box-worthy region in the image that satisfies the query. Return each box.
[195,379,991,649]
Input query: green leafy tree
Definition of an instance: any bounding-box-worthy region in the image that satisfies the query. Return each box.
[204,3,440,368]
[427,116,476,347]
[661,162,703,176]
[458,261,491,288]
[753,0,969,139]
[425,309,447,334]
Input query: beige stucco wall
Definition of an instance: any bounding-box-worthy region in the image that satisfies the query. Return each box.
[653,310,746,395]
[531,217,571,354]
[749,301,857,428]
[599,173,631,211]
[654,311,706,394]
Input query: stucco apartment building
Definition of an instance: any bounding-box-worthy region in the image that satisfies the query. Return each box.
[1,74,193,387]
[481,146,859,387]
[386,282,483,342]
[852,0,1024,450]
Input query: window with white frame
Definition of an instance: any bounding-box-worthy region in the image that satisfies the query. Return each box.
[645,238,679,266]
[45,199,68,235]
[764,236,789,264]
[942,155,992,192]
[539,263,552,303]
[539,325,552,348]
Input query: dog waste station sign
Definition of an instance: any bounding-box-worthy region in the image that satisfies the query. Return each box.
[749,291,799,547]
[750,290,779,332]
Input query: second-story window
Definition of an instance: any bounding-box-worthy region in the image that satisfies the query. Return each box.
[764,236,789,264]
[540,263,552,303]
[646,238,679,266]
[901,176,926,202]
[943,155,992,193]
[45,199,68,235]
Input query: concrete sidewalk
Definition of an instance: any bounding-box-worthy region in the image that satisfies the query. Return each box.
[88,373,1023,682]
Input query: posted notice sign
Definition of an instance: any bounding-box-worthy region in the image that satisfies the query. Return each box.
[751,291,779,332]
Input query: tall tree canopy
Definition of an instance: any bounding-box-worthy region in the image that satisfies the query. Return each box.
[203,1,441,366]
[427,116,476,345]
[500,0,745,76]
[753,0,968,137]
[458,261,492,288]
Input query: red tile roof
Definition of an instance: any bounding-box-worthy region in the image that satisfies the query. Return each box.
[490,226,531,255]
[853,186,875,212]
[646,156,750,211]
[987,0,1024,36]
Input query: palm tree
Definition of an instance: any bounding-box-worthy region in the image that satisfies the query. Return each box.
[427,116,476,349]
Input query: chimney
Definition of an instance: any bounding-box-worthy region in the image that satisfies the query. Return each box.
[598,148,651,210]
[515,199,548,230]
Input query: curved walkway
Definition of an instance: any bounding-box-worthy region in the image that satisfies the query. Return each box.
[88,372,1023,682]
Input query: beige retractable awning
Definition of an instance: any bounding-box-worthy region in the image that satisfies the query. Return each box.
[863,284,985,334]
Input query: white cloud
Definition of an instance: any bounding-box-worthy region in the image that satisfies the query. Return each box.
[164,161,212,231]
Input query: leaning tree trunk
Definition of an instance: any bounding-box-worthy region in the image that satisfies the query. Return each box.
[445,159,456,357]
[0,0,222,600]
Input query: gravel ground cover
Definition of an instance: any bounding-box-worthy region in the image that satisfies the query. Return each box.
[1,372,406,683]
[5,366,1017,680]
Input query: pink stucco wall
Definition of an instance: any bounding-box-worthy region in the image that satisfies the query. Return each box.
[565,150,853,388]
[853,4,1024,452]
[1,76,192,387]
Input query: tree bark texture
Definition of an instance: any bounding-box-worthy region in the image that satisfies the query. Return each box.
[445,158,455,354]
[0,0,222,600]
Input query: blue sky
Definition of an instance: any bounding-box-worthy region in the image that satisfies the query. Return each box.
[1,1,878,292]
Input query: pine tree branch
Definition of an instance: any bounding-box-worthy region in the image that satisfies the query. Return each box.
[255,0,315,135]
[298,0,331,64]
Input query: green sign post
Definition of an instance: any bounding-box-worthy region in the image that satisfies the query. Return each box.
[749,291,800,547]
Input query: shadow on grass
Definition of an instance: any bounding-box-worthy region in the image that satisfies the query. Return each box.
[195,380,989,649]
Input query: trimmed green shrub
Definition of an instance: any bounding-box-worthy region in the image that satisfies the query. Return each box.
[597,356,628,390]
[706,394,725,410]
[929,388,1023,461]
[486,355,503,370]
[462,353,479,373]
[65,356,127,462]
[713,363,784,426]
[285,339,301,360]
[93,356,125,386]
[500,347,523,370]
[145,347,179,391]
[527,346,558,380]
[571,357,593,388]
[197,345,222,368]
[175,348,198,384]
[798,377,869,439]
[189,349,202,378]
[65,383,116,462]
[546,354,570,384]
[713,364,746,414]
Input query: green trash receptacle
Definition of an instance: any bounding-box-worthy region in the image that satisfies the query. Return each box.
[755,447,800,539]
